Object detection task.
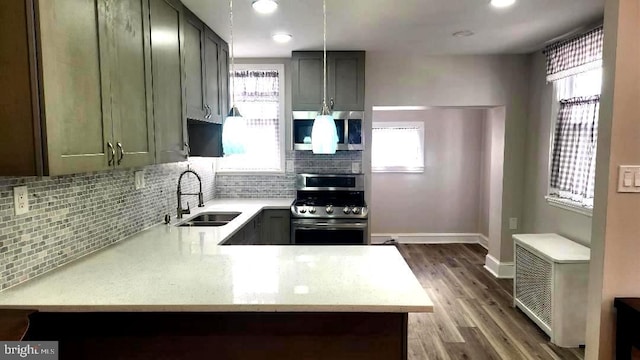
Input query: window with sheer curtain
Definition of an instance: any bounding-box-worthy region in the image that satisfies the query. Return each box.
[218,64,285,173]
[544,26,603,211]
[372,122,424,173]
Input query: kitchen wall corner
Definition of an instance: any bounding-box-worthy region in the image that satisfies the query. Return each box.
[0,160,214,291]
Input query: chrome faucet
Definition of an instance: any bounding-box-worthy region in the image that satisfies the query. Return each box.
[177,170,205,219]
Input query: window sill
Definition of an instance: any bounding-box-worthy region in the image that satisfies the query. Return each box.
[216,171,286,176]
[545,195,593,217]
[372,167,424,174]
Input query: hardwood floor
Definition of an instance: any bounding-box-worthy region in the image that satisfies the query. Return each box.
[397,244,585,360]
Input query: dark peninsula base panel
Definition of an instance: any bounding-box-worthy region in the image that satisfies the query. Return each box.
[24,312,408,360]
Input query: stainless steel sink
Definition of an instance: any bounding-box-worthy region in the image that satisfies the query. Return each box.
[178,212,241,227]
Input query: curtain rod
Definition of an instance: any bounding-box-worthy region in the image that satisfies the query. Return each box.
[543,20,603,47]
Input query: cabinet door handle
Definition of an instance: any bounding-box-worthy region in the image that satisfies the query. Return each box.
[185,142,190,156]
[205,105,211,119]
[107,142,115,166]
[330,98,335,110]
[116,142,125,165]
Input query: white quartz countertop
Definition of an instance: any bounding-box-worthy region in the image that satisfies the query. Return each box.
[513,233,590,263]
[0,198,433,313]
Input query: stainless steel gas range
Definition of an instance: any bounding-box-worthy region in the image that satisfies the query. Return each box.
[291,174,369,245]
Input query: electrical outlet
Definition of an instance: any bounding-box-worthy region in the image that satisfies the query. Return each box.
[352,162,360,174]
[13,186,29,215]
[134,171,145,190]
[286,160,294,173]
[509,217,518,230]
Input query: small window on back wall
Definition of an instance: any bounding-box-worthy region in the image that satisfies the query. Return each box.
[372,122,424,173]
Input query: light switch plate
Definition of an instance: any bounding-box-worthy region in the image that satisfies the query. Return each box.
[286,160,294,173]
[13,186,29,215]
[352,162,360,174]
[134,171,145,190]
[618,166,640,193]
[509,217,518,230]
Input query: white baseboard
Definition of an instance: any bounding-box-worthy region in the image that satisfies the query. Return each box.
[484,254,514,279]
[478,234,489,250]
[371,233,485,245]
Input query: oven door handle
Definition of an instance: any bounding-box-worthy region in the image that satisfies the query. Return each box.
[294,223,368,230]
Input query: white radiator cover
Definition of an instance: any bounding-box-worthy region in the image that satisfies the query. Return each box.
[513,234,590,348]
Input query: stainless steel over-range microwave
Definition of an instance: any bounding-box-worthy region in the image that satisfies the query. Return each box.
[292,111,364,151]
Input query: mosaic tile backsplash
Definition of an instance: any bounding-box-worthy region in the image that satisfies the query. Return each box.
[0,150,361,291]
[0,161,214,291]
[214,151,362,198]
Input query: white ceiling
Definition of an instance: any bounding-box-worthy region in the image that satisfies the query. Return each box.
[181,0,604,58]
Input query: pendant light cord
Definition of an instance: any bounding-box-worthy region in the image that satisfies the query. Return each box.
[229,0,236,112]
[323,0,327,108]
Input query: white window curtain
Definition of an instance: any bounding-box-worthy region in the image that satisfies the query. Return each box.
[545,26,604,210]
[372,122,424,173]
[218,67,284,172]
[543,25,603,82]
[550,96,599,208]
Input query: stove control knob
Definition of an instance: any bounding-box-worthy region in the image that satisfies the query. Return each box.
[299,207,307,214]
[343,206,351,214]
[325,206,334,214]
[308,207,316,214]
[352,207,361,215]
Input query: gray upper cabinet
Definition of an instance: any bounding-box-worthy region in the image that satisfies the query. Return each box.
[291,52,324,111]
[204,28,223,123]
[183,10,225,125]
[219,43,230,118]
[110,0,156,168]
[36,0,114,175]
[0,0,225,175]
[150,0,188,163]
[0,0,157,176]
[327,52,366,111]
[184,10,207,122]
[291,51,365,111]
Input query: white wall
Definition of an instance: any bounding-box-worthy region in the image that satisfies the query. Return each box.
[522,52,593,246]
[370,108,486,234]
[364,53,530,263]
[486,107,505,261]
[478,113,492,237]
[585,0,640,357]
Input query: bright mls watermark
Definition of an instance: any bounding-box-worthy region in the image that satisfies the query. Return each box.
[1,342,58,359]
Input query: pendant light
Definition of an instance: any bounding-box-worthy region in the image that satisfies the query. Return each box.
[311,0,339,154]
[222,0,247,155]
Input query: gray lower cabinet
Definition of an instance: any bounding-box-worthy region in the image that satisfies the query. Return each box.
[261,210,291,245]
[0,0,155,176]
[225,227,245,245]
[150,0,188,164]
[224,210,290,245]
[291,51,365,111]
[225,216,259,245]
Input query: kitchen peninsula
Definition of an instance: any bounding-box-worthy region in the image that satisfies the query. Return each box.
[0,200,433,360]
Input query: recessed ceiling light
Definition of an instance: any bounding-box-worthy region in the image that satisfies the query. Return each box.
[252,0,278,14]
[272,33,292,43]
[490,0,516,8]
[452,30,475,37]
